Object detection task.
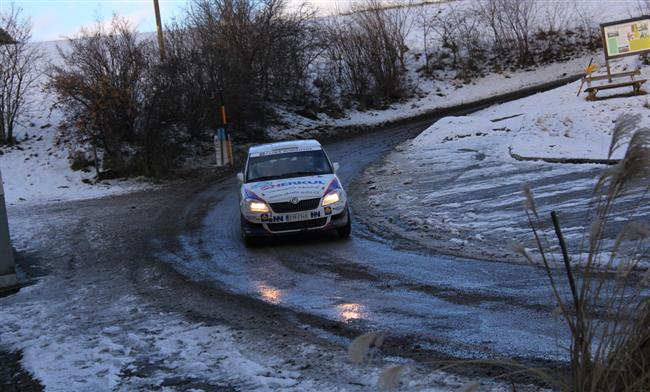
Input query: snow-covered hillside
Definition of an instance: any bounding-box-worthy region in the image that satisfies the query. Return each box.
[1,0,644,205]
[270,0,638,138]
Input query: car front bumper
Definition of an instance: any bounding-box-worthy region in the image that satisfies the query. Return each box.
[241,205,349,237]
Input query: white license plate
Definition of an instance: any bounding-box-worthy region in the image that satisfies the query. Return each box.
[283,212,310,222]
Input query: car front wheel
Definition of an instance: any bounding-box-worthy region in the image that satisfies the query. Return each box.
[241,217,256,246]
[337,210,352,239]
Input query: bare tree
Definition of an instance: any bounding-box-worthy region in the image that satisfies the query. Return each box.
[433,5,482,68]
[48,17,159,176]
[472,0,538,66]
[325,0,414,105]
[473,0,508,52]
[416,5,438,72]
[432,6,460,65]
[181,0,323,139]
[500,0,538,65]
[0,5,41,145]
[540,0,570,34]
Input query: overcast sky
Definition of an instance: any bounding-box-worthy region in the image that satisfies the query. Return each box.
[1,0,350,42]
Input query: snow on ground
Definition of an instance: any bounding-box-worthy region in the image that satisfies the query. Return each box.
[413,82,648,161]
[358,56,650,266]
[0,123,152,206]
[0,277,519,391]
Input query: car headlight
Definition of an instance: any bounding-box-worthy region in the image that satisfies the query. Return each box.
[246,199,270,213]
[322,190,341,206]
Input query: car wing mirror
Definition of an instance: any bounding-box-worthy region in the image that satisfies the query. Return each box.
[236,172,244,182]
[333,162,340,172]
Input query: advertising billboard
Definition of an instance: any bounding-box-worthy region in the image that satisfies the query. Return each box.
[602,16,650,59]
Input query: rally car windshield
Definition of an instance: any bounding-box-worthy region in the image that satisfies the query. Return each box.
[246,150,333,183]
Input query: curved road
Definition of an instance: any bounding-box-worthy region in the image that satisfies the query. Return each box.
[156,117,570,365]
[5,79,590,389]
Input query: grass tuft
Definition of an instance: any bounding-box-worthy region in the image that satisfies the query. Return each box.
[348,331,385,365]
[377,365,410,391]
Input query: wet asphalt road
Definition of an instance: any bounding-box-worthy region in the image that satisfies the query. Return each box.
[157,117,572,365]
[4,78,591,388]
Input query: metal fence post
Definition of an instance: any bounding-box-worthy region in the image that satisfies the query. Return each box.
[0,168,17,290]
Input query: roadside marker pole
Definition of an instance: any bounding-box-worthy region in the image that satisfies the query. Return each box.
[0,168,17,291]
[220,103,233,165]
[214,89,233,167]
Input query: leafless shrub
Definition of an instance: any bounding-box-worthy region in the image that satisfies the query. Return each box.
[472,0,507,53]
[325,0,414,107]
[183,0,324,139]
[48,17,174,177]
[415,5,439,73]
[522,113,650,391]
[540,1,571,34]
[48,0,323,177]
[0,5,41,145]
[430,5,487,81]
[471,0,538,66]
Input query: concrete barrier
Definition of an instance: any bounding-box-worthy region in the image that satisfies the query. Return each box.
[0,168,16,291]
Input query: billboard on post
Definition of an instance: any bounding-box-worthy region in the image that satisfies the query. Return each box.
[602,16,650,59]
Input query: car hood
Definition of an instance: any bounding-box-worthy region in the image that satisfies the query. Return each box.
[243,174,337,203]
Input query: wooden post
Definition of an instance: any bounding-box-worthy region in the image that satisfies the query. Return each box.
[153,0,165,59]
[0,168,17,292]
[600,24,613,83]
[577,58,594,96]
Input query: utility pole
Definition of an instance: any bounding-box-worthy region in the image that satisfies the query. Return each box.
[0,168,17,292]
[153,0,165,59]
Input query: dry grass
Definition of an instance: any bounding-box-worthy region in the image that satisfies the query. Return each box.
[522,113,650,391]
[348,331,385,365]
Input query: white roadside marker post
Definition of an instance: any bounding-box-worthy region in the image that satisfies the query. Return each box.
[0,168,17,291]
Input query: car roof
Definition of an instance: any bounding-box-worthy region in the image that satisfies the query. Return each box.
[248,140,322,156]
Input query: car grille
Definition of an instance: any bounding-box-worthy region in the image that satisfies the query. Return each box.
[270,198,320,213]
[267,217,327,232]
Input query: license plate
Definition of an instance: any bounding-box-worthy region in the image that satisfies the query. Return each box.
[284,212,310,222]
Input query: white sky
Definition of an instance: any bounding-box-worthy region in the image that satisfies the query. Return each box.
[1,0,362,41]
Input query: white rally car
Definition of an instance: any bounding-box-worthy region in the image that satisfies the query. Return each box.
[237,140,351,244]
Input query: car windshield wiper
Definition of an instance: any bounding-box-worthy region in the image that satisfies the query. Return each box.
[249,171,329,182]
[248,175,286,182]
[284,171,328,178]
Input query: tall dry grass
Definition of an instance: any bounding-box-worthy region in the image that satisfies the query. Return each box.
[518,113,650,392]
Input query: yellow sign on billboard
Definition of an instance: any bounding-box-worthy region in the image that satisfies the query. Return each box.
[602,17,650,59]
